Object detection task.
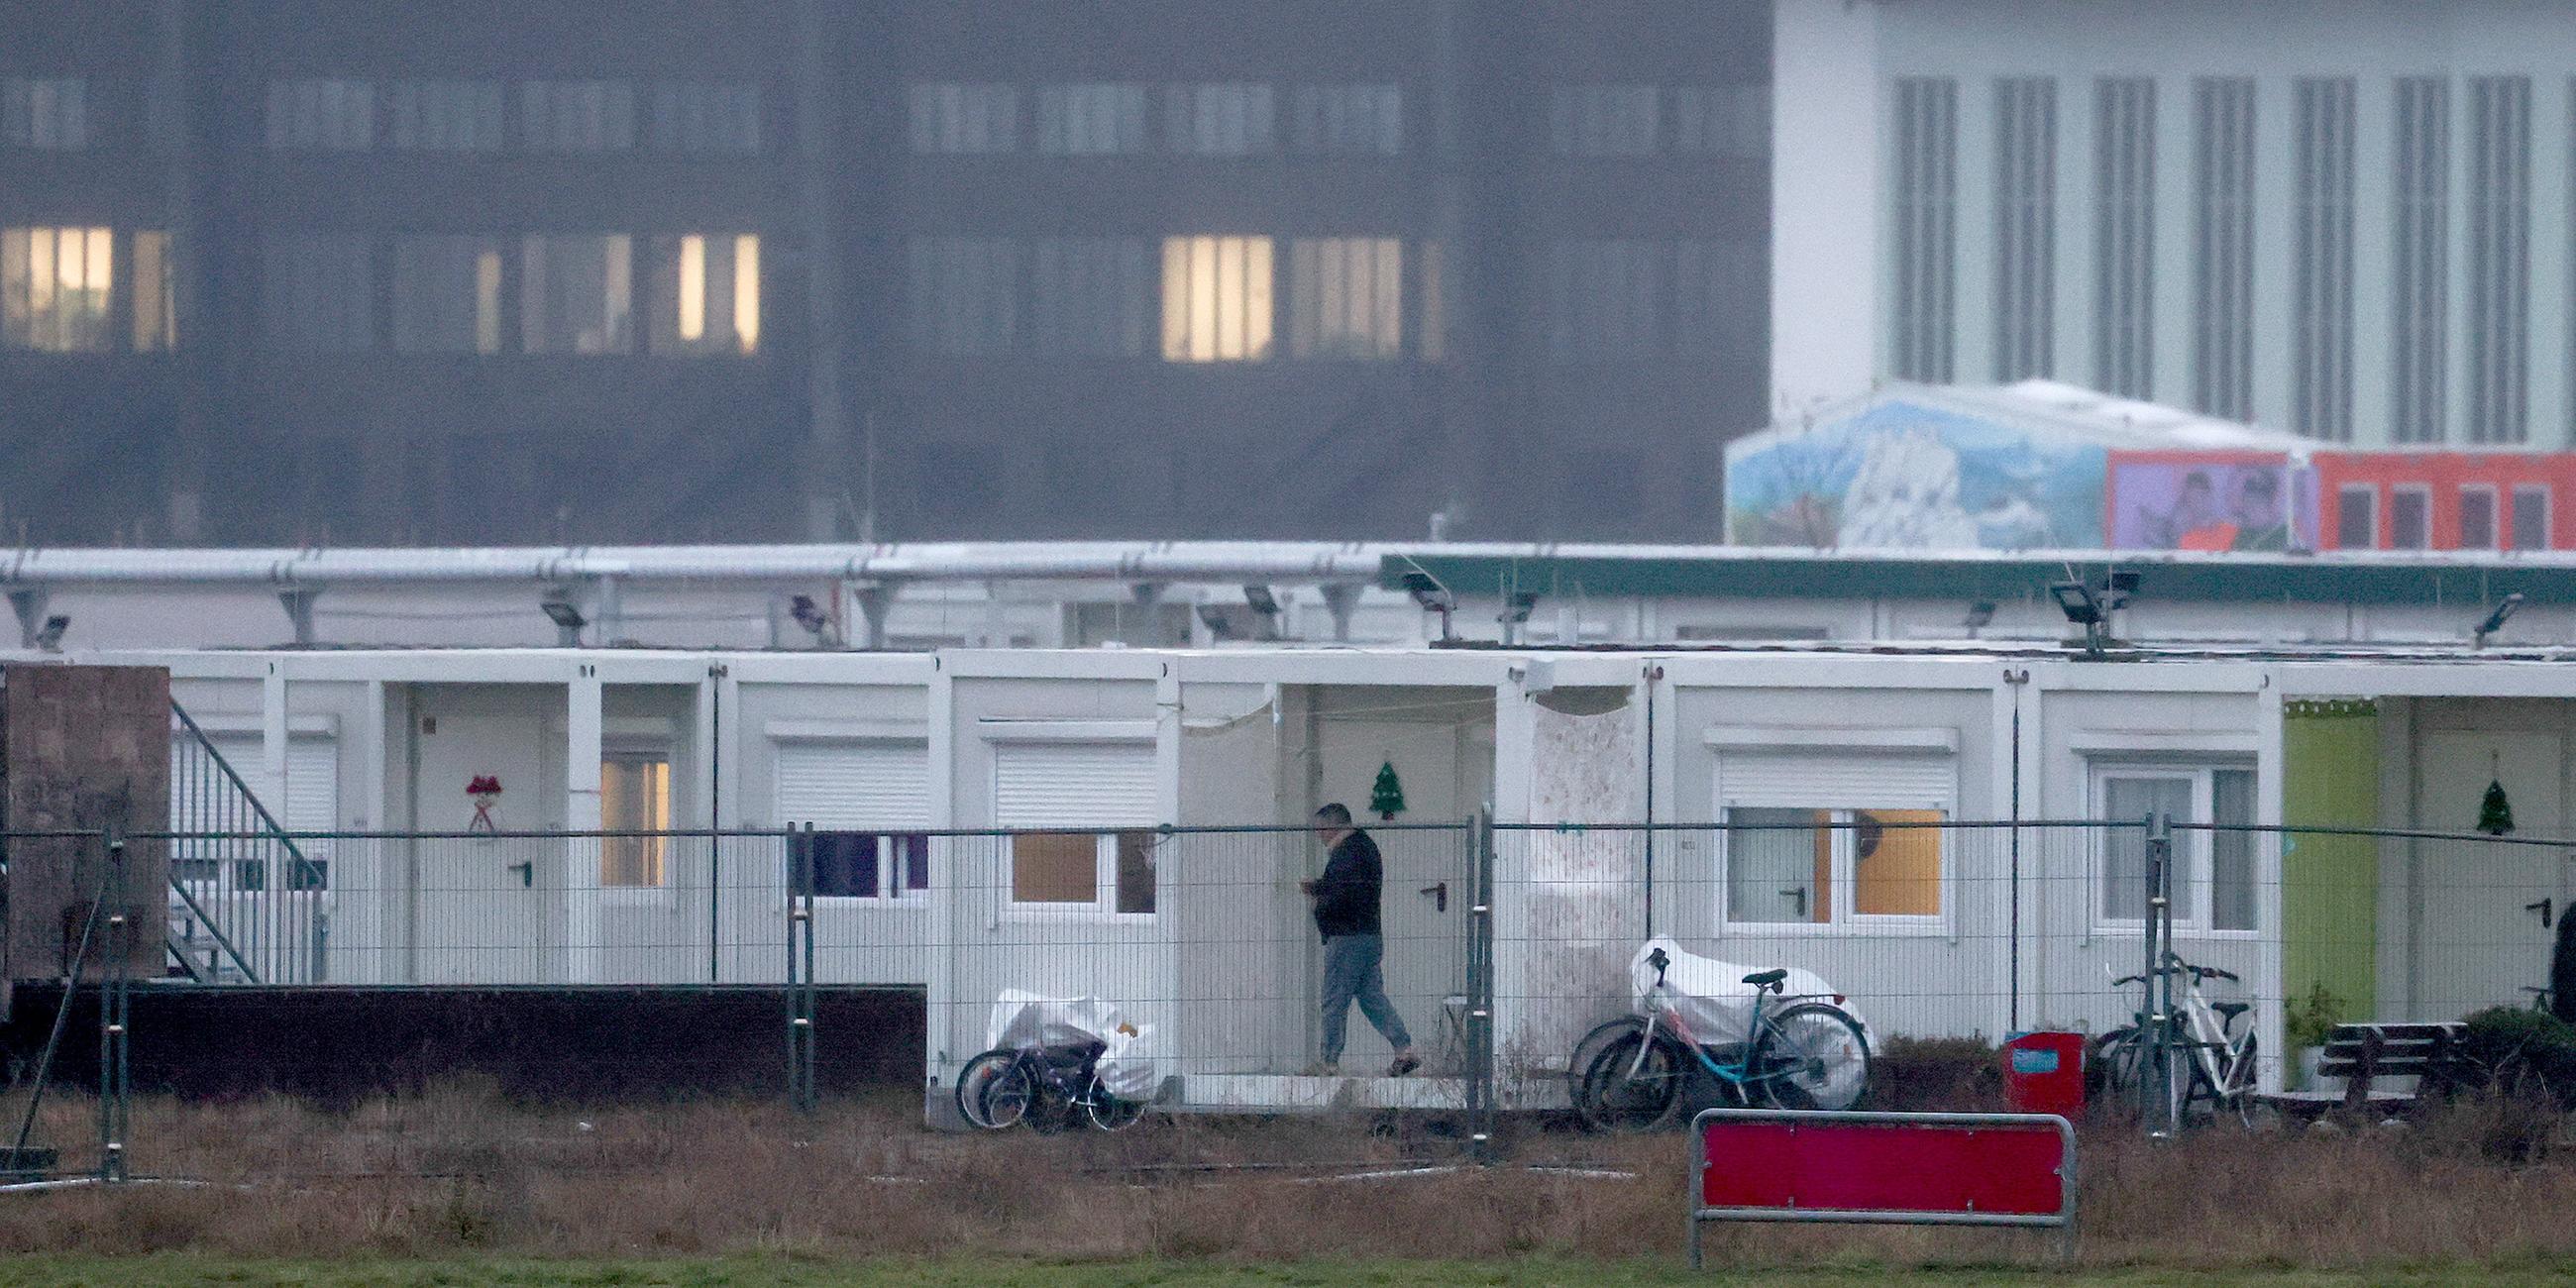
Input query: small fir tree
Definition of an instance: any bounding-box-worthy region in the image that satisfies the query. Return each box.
[1370,761,1406,821]
[2479,779,2517,836]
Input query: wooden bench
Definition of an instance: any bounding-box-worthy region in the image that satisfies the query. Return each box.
[2265,1021,2469,1114]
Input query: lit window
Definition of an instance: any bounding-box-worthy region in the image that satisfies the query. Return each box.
[649,81,760,154]
[1,226,114,352]
[2,77,88,150]
[2094,766,2254,931]
[1164,83,1273,156]
[805,832,928,900]
[1036,83,1145,155]
[910,82,1018,155]
[133,231,174,352]
[265,232,375,353]
[267,78,376,150]
[908,237,1020,356]
[649,234,760,356]
[385,79,503,152]
[1160,235,1273,362]
[1031,237,1146,357]
[1723,808,1945,924]
[522,235,634,354]
[2459,485,2499,550]
[599,756,670,888]
[1011,830,1155,913]
[391,235,503,354]
[1287,237,1401,360]
[1290,84,1400,156]
[2512,484,2551,550]
[1550,84,1659,156]
[522,80,636,153]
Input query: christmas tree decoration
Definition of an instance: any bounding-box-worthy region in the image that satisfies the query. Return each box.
[2478,778,2516,836]
[1370,761,1406,820]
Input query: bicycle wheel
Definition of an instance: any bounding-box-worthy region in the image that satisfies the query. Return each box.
[1576,1030,1686,1132]
[1084,1077,1146,1132]
[1753,1005,1871,1112]
[957,1049,1032,1129]
[2090,1027,2144,1102]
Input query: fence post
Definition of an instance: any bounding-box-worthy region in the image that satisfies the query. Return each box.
[1466,811,1496,1162]
[97,828,131,1184]
[2142,812,2177,1140]
[786,825,818,1113]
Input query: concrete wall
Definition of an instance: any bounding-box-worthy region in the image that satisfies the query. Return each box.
[2,664,170,987]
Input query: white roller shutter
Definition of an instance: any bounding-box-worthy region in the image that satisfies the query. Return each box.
[774,741,931,830]
[992,741,1156,828]
[1715,749,1954,811]
[198,734,340,832]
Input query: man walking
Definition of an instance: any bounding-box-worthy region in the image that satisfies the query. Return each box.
[1301,803,1421,1077]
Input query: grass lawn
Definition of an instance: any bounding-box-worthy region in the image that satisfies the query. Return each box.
[0,1260,2569,1288]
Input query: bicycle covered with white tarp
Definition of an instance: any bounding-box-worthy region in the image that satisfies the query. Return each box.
[955,991,1168,1131]
[1567,937,1875,1131]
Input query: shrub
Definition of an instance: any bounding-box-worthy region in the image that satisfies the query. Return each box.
[2460,1006,2576,1104]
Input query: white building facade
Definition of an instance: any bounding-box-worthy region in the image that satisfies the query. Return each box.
[1774,0,2576,448]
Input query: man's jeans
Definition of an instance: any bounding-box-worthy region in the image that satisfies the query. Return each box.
[1321,933,1412,1065]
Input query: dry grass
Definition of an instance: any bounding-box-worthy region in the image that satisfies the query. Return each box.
[0,1081,2574,1269]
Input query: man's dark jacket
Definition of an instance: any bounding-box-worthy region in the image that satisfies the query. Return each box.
[1313,830,1383,940]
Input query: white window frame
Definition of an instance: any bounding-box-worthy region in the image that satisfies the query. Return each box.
[2389,483,2432,550]
[599,736,676,905]
[2088,761,2257,938]
[2512,483,2552,550]
[2458,483,2501,550]
[1716,805,1953,936]
[805,830,929,905]
[2335,483,2379,549]
[1003,828,1156,921]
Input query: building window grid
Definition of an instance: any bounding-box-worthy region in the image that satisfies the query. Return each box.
[1671,84,1767,159]
[1289,84,1401,156]
[2390,484,2432,550]
[2093,77,2157,400]
[1891,77,1958,382]
[908,236,1020,357]
[2335,483,2379,550]
[384,79,504,153]
[2469,75,2531,445]
[2,76,88,150]
[1035,83,1146,156]
[263,232,376,353]
[1163,83,1274,157]
[2513,483,2552,550]
[521,80,637,153]
[2294,77,2357,442]
[1288,237,1402,361]
[2393,76,2450,444]
[1030,236,1148,358]
[2459,484,2501,550]
[1991,76,2056,380]
[649,80,761,155]
[267,78,376,151]
[2192,78,2255,421]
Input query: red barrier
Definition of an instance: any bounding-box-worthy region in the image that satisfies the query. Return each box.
[1688,1109,2075,1267]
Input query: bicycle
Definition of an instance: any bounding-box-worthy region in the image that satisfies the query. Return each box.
[955,1038,1146,1132]
[1570,946,1872,1132]
[2093,952,2258,1127]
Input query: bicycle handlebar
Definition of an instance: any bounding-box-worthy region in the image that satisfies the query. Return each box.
[2110,960,2239,989]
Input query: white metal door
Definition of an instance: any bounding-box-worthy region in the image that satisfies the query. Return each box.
[412,713,550,984]
[2416,732,2561,1018]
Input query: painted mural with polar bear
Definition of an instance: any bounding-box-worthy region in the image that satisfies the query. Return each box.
[1727,400,2104,550]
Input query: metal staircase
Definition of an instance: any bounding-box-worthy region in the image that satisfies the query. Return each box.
[166,700,327,984]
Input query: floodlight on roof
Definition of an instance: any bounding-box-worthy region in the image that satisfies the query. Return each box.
[2477,592,2525,649]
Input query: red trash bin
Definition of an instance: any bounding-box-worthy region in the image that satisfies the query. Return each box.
[2000,1031,2085,1120]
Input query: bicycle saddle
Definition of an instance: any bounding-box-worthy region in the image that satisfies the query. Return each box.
[1741,968,1788,990]
[2211,1002,2252,1022]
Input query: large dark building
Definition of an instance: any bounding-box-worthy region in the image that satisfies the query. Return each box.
[0,0,1769,546]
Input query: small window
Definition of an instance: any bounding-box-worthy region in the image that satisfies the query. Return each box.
[909,236,1020,356]
[1164,83,1273,156]
[2459,485,2499,550]
[1,226,114,353]
[391,235,503,355]
[1160,236,1274,362]
[1036,82,1145,155]
[910,82,1018,154]
[1289,84,1400,156]
[2391,485,2431,550]
[2513,484,2551,550]
[522,234,634,354]
[1550,84,1660,156]
[3,77,88,150]
[133,230,174,352]
[2334,484,2377,549]
[384,79,503,152]
[522,80,636,153]
[805,832,927,900]
[1287,237,1401,360]
[1011,830,1156,913]
[650,80,760,154]
[267,78,376,150]
[2095,764,2254,932]
[648,233,760,356]
[1723,807,1944,926]
[600,756,670,888]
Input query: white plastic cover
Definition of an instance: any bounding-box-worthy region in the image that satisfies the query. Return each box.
[1628,937,1873,1047]
[985,990,1166,1102]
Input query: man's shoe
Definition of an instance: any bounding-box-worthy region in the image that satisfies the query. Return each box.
[1388,1051,1422,1077]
